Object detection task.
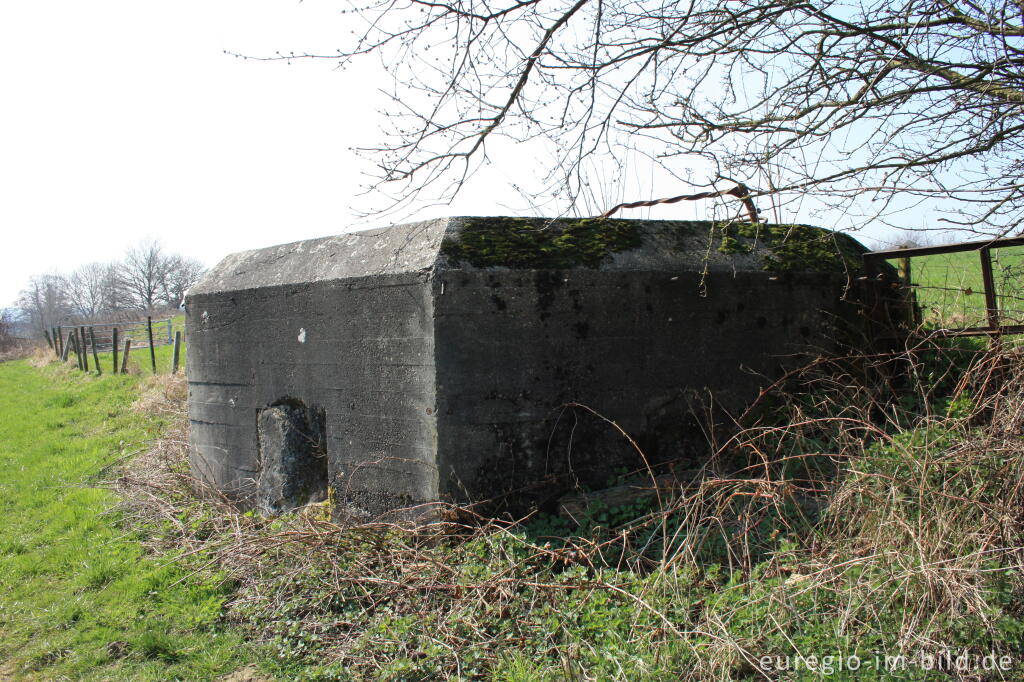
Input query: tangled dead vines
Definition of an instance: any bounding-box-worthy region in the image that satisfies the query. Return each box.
[112,340,1024,679]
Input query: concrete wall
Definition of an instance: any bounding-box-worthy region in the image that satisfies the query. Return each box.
[432,269,849,513]
[187,217,875,520]
[186,272,439,519]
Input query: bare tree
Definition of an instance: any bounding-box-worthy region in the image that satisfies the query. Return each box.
[259,0,1024,232]
[16,275,70,336]
[0,309,12,350]
[99,262,130,313]
[120,240,171,311]
[63,262,110,320]
[15,242,205,327]
[159,254,206,307]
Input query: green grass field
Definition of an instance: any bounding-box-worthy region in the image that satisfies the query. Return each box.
[882,245,1024,329]
[0,359,252,680]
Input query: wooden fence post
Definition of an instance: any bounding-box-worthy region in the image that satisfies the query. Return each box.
[121,338,132,374]
[112,328,119,375]
[43,329,53,351]
[60,332,73,362]
[72,332,83,370]
[146,316,156,375]
[78,327,89,372]
[89,327,101,375]
[55,327,63,358]
[898,256,922,328]
[171,331,182,374]
[980,247,1000,331]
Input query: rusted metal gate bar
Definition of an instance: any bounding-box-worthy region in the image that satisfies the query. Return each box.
[866,235,1024,259]
[979,246,999,331]
[864,235,1024,338]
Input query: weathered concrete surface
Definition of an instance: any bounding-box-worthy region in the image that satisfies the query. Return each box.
[256,402,327,515]
[187,270,438,521]
[431,269,848,511]
[186,217,870,519]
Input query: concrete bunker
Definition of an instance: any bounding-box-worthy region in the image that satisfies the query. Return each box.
[186,217,878,521]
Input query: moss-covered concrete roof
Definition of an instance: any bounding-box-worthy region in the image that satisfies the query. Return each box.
[191,216,867,295]
[441,217,867,274]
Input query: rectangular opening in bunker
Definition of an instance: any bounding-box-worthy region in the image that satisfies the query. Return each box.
[255,399,328,515]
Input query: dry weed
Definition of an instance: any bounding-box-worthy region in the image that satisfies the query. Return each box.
[132,372,187,416]
[111,338,1024,679]
[1,340,46,364]
[27,345,57,367]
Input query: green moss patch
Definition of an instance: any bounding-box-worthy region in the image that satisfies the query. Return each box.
[718,222,867,273]
[440,217,865,274]
[440,217,643,269]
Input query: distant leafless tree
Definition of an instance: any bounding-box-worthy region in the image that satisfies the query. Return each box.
[15,242,206,328]
[160,254,206,307]
[120,240,171,311]
[100,263,131,313]
[16,275,70,336]
[0,309,13,350]
[63,262,110,319]
[116,240,208,311]
[262,0,1024,231]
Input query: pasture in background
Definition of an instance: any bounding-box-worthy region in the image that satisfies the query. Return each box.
[878,240,1024,335]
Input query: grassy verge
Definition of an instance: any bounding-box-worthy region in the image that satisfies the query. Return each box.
[0,358,252,679]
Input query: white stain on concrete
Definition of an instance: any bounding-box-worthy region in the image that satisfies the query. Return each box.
[297,328,307,343]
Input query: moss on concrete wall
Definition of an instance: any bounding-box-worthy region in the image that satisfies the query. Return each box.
[441,217,866,274]
[718,222,867,273]
[440,218,643,269]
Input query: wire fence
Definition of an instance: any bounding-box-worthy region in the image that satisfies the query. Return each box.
[865,238,1024,338]
[45,317,182,375]
[76,318,174,352]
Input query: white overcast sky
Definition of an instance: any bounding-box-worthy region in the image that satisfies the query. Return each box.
[1,0,915,308]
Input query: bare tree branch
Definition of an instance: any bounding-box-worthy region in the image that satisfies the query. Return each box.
[260,0,1024,231]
